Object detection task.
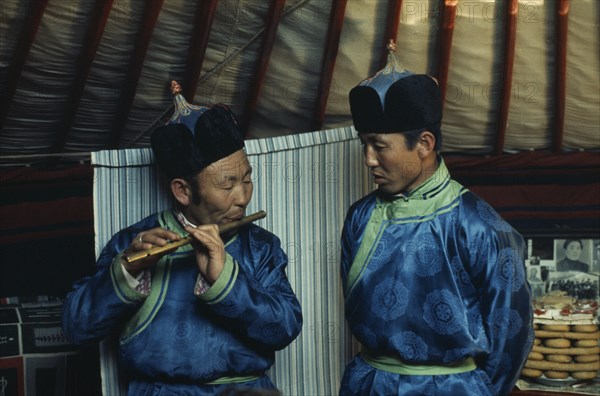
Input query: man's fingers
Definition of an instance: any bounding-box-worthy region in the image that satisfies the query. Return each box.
[184,225,224,257]
[185,225,221,244]
[136,228,181,247]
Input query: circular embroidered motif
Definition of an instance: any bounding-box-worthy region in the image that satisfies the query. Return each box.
[487,307,523,339]
[443,347,471,363]
[371,278,409,321]
[172,320,192,341]
[401,235,443,277]
[476,201,512,232]
[368,234,392,271]
[494,247,525,292]
[423,289,466,335]
[390,331,427,361]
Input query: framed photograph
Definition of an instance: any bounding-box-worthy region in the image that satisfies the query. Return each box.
[554,239,593,273]
[525,237,598,302]
[592,239,600,274]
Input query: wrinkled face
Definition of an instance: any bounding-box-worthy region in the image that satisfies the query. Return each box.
[565,241,582,261]
[358,132,423,195]
[185,149,253,226]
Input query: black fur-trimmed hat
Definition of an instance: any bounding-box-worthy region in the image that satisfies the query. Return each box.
[151,81,244,179]
[349,42,442,134]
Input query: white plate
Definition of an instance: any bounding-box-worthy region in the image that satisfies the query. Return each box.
[534,375,581,387]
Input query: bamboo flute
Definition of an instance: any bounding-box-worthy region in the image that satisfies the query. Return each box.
[124,210,267,263]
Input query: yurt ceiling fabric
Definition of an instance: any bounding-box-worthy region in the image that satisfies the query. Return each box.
[0,0,598,165]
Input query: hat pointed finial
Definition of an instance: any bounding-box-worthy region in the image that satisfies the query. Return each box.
[387,38,397,54]
[167,80,208,130]
[382,38,407,76]
[170,80,182,96]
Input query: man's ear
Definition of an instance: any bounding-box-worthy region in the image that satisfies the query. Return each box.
[171,178,191,206]
[417,131,436,158]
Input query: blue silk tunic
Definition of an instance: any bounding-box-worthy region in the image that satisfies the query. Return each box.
[340,160,533,396]
[62,210,302,395]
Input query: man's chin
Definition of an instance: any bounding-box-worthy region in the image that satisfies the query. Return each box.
[377,185,401,196]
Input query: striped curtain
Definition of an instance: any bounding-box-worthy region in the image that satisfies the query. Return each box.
[92,126,371,396]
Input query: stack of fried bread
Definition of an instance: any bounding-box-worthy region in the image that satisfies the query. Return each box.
[521,291,599,381]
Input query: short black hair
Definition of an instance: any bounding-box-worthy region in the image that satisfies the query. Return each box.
[563,239,583,250]
[183,175,201,205]
[402,125,442,152]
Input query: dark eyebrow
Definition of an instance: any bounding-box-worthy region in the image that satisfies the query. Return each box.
[359,134,383,144]
[364,137,385,145]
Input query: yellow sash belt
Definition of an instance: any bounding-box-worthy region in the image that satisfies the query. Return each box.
[362,348,476,376]
[206,375,261,385]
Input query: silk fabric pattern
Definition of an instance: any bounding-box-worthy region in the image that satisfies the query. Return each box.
[62,210,302,395]
[340,160,534,395]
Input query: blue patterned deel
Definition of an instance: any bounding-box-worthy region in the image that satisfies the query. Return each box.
[340,159,534,395]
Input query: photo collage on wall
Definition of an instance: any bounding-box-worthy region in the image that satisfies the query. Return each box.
[525,238,599,302]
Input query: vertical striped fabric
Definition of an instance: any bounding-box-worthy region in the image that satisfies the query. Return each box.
[92,126,371,396]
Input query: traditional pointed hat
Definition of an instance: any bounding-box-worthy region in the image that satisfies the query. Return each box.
[151,81,244,178]
[349,40,442,134]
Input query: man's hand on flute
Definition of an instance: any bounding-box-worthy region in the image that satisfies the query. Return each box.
[184,225,225,284]
[122,228,182,277]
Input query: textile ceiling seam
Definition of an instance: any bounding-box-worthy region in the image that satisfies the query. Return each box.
[379,0,403,70]
[127,0,310,147]
[241,0,286,136]
[494,0,518,156]
[311,0,347,131]
[436,0,457,107]
[0,0,49,131]
[182,0,219,102]
[191,0,311,84]
[51,0,114,154]
[129,1,260,145]
[108,0,164,149]
[553,0,569,153]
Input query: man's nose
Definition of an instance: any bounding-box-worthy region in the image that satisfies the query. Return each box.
[234,183,252,207]
[364,146,378,167]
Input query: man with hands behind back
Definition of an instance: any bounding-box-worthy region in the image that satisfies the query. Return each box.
[339,45,533,396]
